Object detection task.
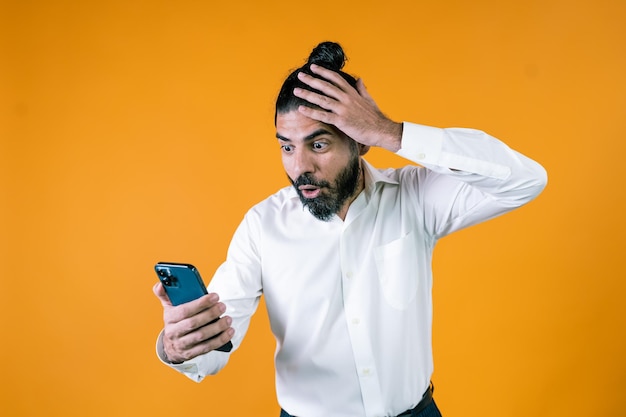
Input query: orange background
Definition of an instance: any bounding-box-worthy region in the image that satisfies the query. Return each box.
[1,0,625,416]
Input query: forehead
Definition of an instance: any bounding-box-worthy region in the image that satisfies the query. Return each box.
[276,111,342,142]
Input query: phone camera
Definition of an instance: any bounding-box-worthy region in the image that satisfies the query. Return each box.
[158,268,176,286]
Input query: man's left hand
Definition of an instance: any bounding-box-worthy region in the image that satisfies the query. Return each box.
[294,64,403,152]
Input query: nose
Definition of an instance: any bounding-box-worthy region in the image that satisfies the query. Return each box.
[290,148,315,179]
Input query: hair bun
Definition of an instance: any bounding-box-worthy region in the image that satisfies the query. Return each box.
[307,41,346,71]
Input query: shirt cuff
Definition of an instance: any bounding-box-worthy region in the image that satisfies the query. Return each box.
[396,122,511,179]
[395,122,444,166]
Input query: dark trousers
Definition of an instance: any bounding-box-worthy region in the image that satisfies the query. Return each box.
[279,399,442,417]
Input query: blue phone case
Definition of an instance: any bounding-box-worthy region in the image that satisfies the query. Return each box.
[155,262,233,352]
[155,262,207,305]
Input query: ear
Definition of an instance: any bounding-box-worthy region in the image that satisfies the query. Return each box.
[358,143,370,156]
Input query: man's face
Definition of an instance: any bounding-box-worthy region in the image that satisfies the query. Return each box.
[276,111,363,221]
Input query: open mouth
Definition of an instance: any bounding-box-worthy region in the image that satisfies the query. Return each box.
[298,185,321,199]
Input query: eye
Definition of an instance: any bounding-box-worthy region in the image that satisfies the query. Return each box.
[281,144,294,153]
[312,142,328,151]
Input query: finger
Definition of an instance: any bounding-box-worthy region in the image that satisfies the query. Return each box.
[293,87,338,112]
[297,71,344,101]
[297,105,336,125]
[206,325,235,351]
[153,282,172,307]
[308,64,353,91]
[165,293,220,323]
[200,316,234,345]
[170,300,227,333]
[165,317,234,361]
[167,325,235,362]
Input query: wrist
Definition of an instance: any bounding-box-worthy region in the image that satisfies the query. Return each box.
[163,346,184,365]
[379,121,403,152]
[157,330,184,364]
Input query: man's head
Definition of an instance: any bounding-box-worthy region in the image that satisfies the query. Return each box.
[274,41,358,121]
[275,42,367,221]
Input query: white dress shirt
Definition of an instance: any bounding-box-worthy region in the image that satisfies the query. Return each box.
[157,122,547,417]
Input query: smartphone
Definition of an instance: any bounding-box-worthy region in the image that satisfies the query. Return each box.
[155,262,233,352]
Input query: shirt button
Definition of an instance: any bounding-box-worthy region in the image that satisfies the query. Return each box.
[362,368,371,376]
[417,152,426,159]
[346,272,354,279]
[351,318,360,325]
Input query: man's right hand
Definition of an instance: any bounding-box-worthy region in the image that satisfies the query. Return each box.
[153,282,234,364]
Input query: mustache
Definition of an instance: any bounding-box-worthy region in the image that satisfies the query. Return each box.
[292,173,331,189]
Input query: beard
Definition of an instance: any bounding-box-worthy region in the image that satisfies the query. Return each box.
[290,152,362,222]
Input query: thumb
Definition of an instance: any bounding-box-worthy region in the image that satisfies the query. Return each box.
[153,282,173,307]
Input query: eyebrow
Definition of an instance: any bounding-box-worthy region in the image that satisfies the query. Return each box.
[276,128,331,143]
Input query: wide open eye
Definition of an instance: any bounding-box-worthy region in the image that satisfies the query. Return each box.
[312,141,328,151]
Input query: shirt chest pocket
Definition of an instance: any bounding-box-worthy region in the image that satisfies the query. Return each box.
[373,232,421,310]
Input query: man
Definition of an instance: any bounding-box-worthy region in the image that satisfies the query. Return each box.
[153,42,547,417]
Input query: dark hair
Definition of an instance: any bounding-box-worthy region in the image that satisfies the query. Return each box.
[274,41,357,123]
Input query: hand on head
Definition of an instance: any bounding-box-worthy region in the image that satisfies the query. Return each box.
[294,64,401,152]
[275,41,403,153]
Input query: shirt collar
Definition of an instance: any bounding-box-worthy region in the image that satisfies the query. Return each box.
[361,158,399,195]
